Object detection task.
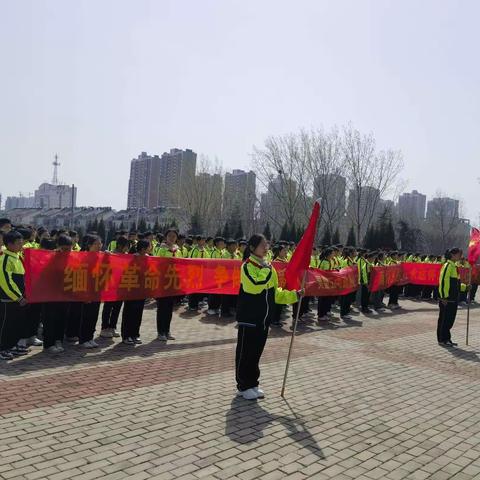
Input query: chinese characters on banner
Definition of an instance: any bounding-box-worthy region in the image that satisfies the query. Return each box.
[24,250,480,303]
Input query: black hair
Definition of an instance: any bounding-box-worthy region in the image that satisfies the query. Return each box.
[40,238,57,250]
[206,236,213,242]
[272,244,287,260]
[69,230,78,237]
[3,230,22,246]
[445,247,461,260]
[243,234,266,261]
[116,237,129,249]
[214,236,225,246]
[226,238,237,246]
[144,231,153,237]
[185,237,193,246]
[320,247,335,261]
[165,229,179,239]
[0,218,12,228]
[17,228,33,241]
[57,235,73,247]
[81,234,101,251]
[136,239,151,253]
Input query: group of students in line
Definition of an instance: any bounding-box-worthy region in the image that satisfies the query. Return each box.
[0,216,477,364]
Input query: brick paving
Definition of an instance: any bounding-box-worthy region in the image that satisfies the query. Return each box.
[1,299,480,479]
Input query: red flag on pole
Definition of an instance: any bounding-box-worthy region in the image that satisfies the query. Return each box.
[284,199,321,290]
[467,227,480,265]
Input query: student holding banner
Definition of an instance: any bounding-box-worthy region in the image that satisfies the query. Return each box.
[235,234,299,400]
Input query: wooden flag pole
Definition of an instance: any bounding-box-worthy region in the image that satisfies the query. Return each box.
[281,272,307,398]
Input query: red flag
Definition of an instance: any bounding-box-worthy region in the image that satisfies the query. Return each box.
[468,227,480,265]
[284,200,321,290]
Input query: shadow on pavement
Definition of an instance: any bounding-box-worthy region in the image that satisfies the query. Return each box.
[225,397,324,459]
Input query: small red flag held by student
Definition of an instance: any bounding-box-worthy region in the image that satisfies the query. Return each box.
[284,199,321,290]
[467,227,480,265]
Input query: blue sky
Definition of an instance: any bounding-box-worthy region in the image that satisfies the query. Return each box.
[1,0,478,223]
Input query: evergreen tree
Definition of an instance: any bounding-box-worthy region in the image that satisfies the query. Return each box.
[363,225,377,249]
[280,222,289,241]
[346,226,356,246]
[85,220,92,233]
[215,227,222,237]
[263,222,272,241]
[222,221,231,239]
[91,218,99,233]
[170,218,178,229]
[234,221,244,240]
[189,212,202,235]
[153,217,160,233]
[97,218,106,243]
[138,217,147,233]
[321,226,331,246]
[288,222,297,243]
[331,228,340,244]
[119,221,125,231]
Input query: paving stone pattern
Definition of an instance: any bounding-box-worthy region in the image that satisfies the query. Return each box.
[1,300,479,479]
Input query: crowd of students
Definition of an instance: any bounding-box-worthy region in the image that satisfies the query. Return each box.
[0,217,477,362]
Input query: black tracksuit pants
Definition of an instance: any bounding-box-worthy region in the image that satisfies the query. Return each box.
[65,302,82,339]
[79,302,101,344]
[122,300,145,339]
[0,302,25,350]
[43,302,69,348]
[318,296,334,317]
[156,297,174,335]
[360,285,370,311]
[437,301,458,343]
[235,324,269,391]
[20,303,42,339]
[101,301,122,330]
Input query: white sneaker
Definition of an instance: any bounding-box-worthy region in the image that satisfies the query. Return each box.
[253,387,265,399]
[318,315,329,322]
[54,341,64,352]
[241,388,258,400]
[47,345,61,354]
[157,334,167,341]
[100,329,113,338]
[341,315,353,320]
[207,309,218,316]
[111,329,120,338]
[326,312,333,317]
[28,336,43,346]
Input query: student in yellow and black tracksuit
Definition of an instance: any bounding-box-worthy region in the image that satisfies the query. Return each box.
[437,248,467,347]
[100,237,130,338]
[235,234,299,400]
[0,231,28,360]
[155,229,182,341]
[79,234,103,349]
[386,251,401,310]
[121,239,151,345]
[317,247,337,322]
[207,237,226,316]
[270,244,289,327]
[187,236,208,311]
[339,247,357,320]
[358,251,376,314]
[220,239,239,318]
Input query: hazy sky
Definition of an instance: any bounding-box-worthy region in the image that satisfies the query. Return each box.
[1,0,479,223]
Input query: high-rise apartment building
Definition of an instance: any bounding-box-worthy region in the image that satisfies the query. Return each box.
[127,149,197,209]
[223,169,256,235]
[34,183,76,209]
[398,190,426,224]
[426,197,459,220]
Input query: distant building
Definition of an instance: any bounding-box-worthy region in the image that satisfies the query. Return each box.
[398,190,426,224]
[223,169,256,235]
[5,195,35,210]
[34,183,76,209]
[127,149,197,209]
[347,186,381,239]
[426,197,459,220]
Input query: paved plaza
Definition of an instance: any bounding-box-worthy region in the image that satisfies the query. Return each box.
[1,300,480,480]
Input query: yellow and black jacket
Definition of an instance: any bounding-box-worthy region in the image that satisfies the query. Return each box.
[0,250,25,302]
[236,255,298,329]
[439,260,466,302]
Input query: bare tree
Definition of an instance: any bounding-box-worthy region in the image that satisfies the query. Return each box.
[422,193,469,253]
[180,155,224,235]
[252,134,311,237]
[343,124,404,243]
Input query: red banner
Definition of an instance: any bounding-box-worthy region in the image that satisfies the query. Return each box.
[23,250,480,302]
[369,263,480,292]
[24,250,360,303]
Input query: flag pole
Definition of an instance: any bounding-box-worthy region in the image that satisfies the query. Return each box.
[466,289,471,346]
[281,271,307,398]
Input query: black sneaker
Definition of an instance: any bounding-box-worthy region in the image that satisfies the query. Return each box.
[0,350,14,360]
[445,340,458,347]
